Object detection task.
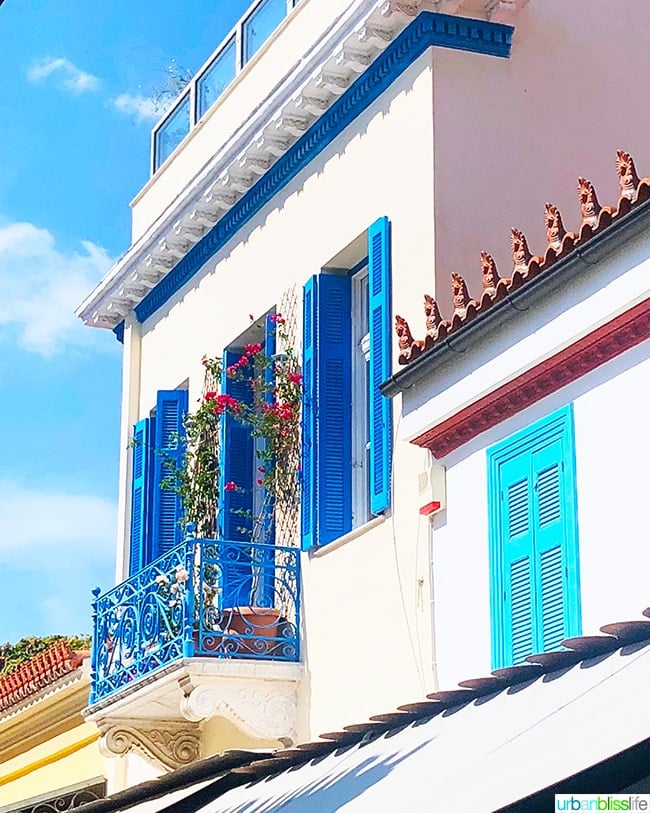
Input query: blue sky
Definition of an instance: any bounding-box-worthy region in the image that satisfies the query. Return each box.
[0,0,252,642]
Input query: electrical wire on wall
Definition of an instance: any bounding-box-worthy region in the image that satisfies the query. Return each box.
[389,410,429,696]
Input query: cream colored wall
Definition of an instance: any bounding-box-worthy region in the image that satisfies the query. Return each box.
[130,0,357,241]
[429,0,650,316]
[132,52,439,736]
[201,715,279,757]
[0,722,102,808]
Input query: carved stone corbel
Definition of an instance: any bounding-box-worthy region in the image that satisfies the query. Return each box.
[98,719,201,771]
[179,680,298,745]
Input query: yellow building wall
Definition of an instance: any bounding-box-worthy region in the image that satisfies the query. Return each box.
[0,721,102,808]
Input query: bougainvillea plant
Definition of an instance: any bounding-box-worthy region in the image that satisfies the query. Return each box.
[164,313,301,544]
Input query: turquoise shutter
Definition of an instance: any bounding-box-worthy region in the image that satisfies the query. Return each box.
[129,418,152,575]
[499,455,535,666]
[219,349,254,542]
[301,278,318,551]
[532,439,571,652]
[317,273,353,546]
[368,217,392,515]
[489,405,580,668]
[152,389,188,559]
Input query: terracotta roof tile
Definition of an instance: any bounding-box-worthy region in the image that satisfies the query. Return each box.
[0,640,84,712]
[395,149,650,364]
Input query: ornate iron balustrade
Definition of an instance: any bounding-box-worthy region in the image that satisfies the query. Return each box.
[90,536,300,704]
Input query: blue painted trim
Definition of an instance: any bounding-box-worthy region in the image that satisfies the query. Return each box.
[487,404,581,669]
[134,12,512,324]
[113,321,125,344]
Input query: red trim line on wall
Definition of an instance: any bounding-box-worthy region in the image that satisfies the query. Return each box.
[413,298,650,458]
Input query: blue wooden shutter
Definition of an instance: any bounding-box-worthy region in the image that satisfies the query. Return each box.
[152,389,188,559]
[368,217,392,515]
[301,278,318,551]
[317,273,353,546]
[129,418,152,575]
[498,454,535,666]
[219,349,254,542]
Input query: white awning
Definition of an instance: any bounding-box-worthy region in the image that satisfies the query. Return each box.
[192,641,650,812]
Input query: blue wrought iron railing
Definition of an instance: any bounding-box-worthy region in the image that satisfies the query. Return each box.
[90,535,300,704]
[152,0,301,172]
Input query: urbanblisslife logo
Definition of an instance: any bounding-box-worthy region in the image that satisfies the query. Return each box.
[555,796,650,811]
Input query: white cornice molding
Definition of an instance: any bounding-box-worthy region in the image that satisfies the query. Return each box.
[74,0,429,329]
[76,0,516,329]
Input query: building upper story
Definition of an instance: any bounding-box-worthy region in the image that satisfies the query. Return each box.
[76,0,650,793]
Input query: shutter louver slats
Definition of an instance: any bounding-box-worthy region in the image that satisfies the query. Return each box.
[152,390,188,559]
[317,274,353,546]
[499,456,535,667]
[507,480,529,538]
[301,278,317,551]
[368,217,392,515]
[537,464,561,527]
[510,557,533,664]
[540,545,565,650]
[129,418,151,575]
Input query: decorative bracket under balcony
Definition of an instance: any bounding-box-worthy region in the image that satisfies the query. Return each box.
[179,677,298,744]
[98,718,201,771]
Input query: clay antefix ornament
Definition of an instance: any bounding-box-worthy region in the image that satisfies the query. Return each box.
[423,294,442,349]
[510,227,533,274]
[577,177,603,226]
[544,203,567,250]
[451,272,473,318]
[480,251,509,296]
[395,314,423,365]
[616,150,641,201]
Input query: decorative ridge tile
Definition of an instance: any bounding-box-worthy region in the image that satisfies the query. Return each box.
[0,640,86,713]
[395,149,650,365]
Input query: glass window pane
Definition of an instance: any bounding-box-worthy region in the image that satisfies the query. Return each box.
[243,0,286,63]
[197,38,237,120]
[154,95,191,171]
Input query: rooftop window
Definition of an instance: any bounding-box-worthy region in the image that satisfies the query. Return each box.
[152,0,300,174]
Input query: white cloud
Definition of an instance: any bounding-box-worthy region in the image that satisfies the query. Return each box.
[0,220,114,356]
[27,57,100,94]
[111,92,169,123]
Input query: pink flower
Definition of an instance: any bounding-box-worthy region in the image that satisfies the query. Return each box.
[245,342,262,356]
[175,567,189,584]
[249,314,254,322]
[224,481,237,492]
[289,372,302,385]
[257,479,263,486]
[204,391,217,401]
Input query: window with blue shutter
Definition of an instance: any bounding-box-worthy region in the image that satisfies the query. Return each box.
[129,417,153,575]
[151,389,189,560]
[301,217,392,550]
[488,405,581,669]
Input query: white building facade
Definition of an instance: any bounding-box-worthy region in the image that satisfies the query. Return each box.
[77,0,650,794]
